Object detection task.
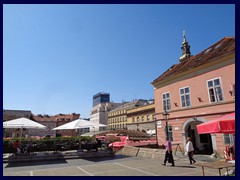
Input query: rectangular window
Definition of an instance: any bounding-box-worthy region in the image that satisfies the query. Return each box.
[152,114,154,121]
[147,115,150,121]
[141,116,144,122]
[223,134,235,146]
[180,87,191,108]
[163,92,171,111]
[137,117,140,122]
[132,118,135,123]
[207,78,224,102]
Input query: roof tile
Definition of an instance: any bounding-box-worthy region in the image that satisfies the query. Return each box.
[152,37,235,84]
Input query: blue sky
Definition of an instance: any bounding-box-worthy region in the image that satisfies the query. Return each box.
[3,4,235,118]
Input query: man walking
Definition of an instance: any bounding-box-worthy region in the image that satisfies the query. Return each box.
[162,137,175,167]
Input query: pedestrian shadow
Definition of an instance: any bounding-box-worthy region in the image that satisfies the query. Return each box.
[5,159,68,168]
[175,165,197,168]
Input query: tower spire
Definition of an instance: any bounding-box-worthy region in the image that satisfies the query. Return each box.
[183,30,187,42]
[179,31,191,62]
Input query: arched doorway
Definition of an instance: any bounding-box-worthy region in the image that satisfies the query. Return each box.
[182,117,213,155]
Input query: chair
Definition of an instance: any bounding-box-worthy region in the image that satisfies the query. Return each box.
[223,150,230,162]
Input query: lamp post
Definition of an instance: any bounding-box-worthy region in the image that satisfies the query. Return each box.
[163,110,169,139]
[153,115,158,147]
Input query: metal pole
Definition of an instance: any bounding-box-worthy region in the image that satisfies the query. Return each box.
[20,127,23,143]
[166,121,169,139]
[154,118,158,146]
[79,129,81,150]
[163,111,169,140]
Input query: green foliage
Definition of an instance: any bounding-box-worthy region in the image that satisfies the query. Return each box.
[3,136,95,153]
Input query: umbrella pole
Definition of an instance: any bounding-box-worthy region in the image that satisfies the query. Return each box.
[79,129,81,151]
[20,127,23,143]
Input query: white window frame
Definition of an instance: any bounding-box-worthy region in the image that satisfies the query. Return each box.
[162,92,171,111]
[179,86,191,108]
[223,134,235,146]
[207,77,224,103]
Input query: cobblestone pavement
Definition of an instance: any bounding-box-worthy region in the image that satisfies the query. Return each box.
[3,153,232,176]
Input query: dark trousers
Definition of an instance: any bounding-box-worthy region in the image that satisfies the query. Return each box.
[164,151,175,166]
[188,151,196,164]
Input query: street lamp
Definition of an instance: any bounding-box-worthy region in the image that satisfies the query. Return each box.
[153,115,158,147]
[162,110,169,139]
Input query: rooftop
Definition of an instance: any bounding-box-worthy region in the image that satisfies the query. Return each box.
[152,37,235,85]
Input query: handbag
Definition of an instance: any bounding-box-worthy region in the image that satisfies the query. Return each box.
[168,157,172,163]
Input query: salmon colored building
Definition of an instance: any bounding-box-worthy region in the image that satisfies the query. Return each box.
[152,35,235,158]
[32,113,80,137]
[55,113,80,137]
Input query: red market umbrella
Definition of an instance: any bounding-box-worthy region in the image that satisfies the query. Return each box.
[197,112,235,134]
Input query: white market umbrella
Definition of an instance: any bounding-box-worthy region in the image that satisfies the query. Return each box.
[52,119,107,150]
[3,117,46,139]
[52,119,107,130]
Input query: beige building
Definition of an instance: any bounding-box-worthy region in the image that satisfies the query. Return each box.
[90,102,124,131]
[126,101,155,133]
[108,99,150,130]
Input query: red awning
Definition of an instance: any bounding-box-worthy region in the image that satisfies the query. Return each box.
[197,112,235,134]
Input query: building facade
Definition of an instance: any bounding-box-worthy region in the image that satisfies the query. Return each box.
[152,36,235,158]
[30,114,57,137]
[3,109,32,121]
[90,92,124,131]
[126,101,155,133]
[92,92,110,107]
[90,102,124,131]
[108,99,150,130]
[54,113,80,137]
[3,110,33,138]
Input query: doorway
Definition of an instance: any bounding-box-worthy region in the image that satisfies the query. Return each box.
[186,124,198,153]
[184,121,213,155]
[198,133,213,154]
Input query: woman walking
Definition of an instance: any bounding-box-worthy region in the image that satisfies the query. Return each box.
[162,137,175,167]
[185,137,196,165]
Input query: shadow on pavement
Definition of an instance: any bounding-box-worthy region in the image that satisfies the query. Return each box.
[81,154,133,162]
[174,165,197,168]
[5,159,68,168]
